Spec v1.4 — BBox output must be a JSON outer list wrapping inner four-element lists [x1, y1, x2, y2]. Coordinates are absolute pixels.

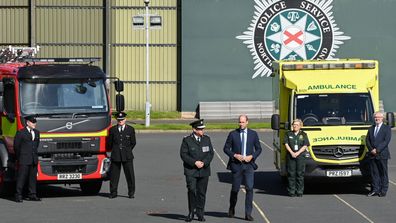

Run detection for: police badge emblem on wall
[[237, 0, 351, 78]]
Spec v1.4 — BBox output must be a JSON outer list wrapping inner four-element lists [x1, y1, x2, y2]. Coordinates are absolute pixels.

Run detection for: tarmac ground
[[1, 130, 395, 223]]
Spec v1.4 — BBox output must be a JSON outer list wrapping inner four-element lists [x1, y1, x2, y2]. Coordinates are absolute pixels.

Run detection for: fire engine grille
[[52, 165, 85, 174], [56, 142, 82, 149], [312, 145, 364, 160], [52, 153, 93, 160]]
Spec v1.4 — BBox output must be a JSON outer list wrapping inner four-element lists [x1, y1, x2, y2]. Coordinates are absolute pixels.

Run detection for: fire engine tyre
[[80, 181, 102, 195], [0, 168, 15, 197]]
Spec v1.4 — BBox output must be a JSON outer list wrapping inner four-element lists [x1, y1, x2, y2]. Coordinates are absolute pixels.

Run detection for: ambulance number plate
[[326, 170, 352, 177], [57, 173, 82, 180]]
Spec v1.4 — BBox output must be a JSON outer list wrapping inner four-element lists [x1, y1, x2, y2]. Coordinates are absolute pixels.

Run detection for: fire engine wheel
[[0, 168, 14, 197], [80, 181, 102, 195]]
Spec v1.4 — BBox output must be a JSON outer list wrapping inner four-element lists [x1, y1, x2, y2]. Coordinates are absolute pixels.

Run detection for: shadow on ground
[[217, 171, 370, 196]]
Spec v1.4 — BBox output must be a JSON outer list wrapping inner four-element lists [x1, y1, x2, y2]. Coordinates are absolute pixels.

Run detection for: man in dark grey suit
[[223, 115, 262, 221], [14, 115, 41, 202], [107, 112, 136, 199], [366, 111, 392, 197]]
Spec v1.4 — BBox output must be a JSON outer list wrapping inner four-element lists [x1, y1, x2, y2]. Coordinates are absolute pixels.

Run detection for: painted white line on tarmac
[[213, 148, 271, 223], [389, 180, 396, 186], [333, 195, 374, 223], [259, 140, 274, 151]]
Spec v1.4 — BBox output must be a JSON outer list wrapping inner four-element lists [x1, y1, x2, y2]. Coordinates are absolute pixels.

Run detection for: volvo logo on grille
[[65, 122, 73, 130], [333, 147, 344, 158]]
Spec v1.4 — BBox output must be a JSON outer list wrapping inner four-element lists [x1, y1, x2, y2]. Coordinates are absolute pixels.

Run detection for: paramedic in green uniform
[[284, 119, 310, 197]]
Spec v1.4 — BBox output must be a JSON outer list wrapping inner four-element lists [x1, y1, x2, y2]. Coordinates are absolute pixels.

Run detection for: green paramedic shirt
[[284, 131, 310, 152]]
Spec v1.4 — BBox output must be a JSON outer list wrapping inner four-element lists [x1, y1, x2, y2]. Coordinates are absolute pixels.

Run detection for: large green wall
[[181, 0, 396, 112]]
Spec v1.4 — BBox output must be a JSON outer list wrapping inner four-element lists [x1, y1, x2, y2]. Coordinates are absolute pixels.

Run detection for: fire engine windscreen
[[295, 93, 374, 126], [19, 78, 108, 115]]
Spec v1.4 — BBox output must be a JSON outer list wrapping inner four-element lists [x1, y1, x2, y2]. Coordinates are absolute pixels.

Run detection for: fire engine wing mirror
[[0, 82, 3, 113], [116, 94, 125, 112], [114, 80, 124, 92], [271, 114, 280, 130], [386, 112, 395, 128]]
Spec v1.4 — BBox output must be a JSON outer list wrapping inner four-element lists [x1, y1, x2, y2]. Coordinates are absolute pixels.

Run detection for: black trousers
[[110, 160, 135, 196], [185, 175, 209, 215], [16, 164, 38, 197]]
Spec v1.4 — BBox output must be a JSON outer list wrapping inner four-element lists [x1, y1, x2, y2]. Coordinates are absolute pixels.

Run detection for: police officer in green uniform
[[180, 119, 214, 222], [284, 119, 310, 197]]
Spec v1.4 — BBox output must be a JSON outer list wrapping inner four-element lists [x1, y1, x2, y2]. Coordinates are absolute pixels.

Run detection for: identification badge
[[294, 145, 298, 151], [202, 146, 209, 152]]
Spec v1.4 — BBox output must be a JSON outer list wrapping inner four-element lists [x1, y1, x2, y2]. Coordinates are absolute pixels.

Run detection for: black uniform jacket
[[14, 127, 40, 165], [366, 124, 391, 160], [107, 125, 136, 162], [180, 134, 214, 177]]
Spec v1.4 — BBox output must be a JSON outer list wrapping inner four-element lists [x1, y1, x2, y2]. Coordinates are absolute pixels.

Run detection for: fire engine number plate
[[326, 170, 352, 177], [57, 173, 82, 180]]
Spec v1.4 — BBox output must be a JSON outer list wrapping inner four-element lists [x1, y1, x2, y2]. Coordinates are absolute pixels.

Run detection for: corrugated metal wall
[[0, 0, 178, 111], [111, 0, 178, 111]]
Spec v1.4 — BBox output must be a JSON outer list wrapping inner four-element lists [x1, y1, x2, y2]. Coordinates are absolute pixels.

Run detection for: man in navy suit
[[366, 111, 392, 197], [223, 115, 262, 221]]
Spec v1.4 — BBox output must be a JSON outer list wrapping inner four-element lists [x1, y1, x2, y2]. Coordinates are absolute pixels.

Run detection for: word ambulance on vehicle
[[0, 46, 124, 194], [271, 59, 394, 180]]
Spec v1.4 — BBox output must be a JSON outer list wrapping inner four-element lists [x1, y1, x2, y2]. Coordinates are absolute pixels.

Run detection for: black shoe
[[228, 207, 235, 218], [297, 194, 303, 197], [109, 194, 117, 199], [197, 215, 206, 222], [128, 194, 135, 199], [15, 196, 23, 203], [367, 191, 379, 197], [379, 192, 387, 197], [185, 212, 194, 222], [289, 193, 296, 197], [245, 215, 254, 221], [27, 196, 42, 201]]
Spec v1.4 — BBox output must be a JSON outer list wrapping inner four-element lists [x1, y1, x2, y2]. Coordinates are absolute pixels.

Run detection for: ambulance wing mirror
[[0, 81, 3, 113], [386, 112, 394, 128], [271, 114, 280, 130]]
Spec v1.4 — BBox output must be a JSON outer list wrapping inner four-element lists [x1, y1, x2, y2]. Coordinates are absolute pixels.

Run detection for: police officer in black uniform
[[284, 119, 310, 197], [107, 112, 136, 199], [180, 119, 214, 222], [14, 115, 41, 202]]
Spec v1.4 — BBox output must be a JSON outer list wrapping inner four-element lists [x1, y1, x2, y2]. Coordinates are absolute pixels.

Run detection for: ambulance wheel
[[80, 181, 102, 195], [281, 176, 287, 185]]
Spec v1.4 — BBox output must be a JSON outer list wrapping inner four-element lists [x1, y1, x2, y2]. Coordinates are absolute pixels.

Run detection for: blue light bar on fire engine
[[24, 58, 101, 63]]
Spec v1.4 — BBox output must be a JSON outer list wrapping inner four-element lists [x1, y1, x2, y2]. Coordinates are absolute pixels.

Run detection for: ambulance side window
[[3, 78, 15, 122]]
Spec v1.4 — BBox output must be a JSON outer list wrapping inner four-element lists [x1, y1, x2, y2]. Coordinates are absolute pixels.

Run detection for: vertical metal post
[[145, 1, 151, 127], [104, 0, 111, 77], [29, 0, 36, 47]]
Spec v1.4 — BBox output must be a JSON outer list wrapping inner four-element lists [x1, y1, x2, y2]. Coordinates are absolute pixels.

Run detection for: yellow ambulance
[[271, 59, 394, 180]]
